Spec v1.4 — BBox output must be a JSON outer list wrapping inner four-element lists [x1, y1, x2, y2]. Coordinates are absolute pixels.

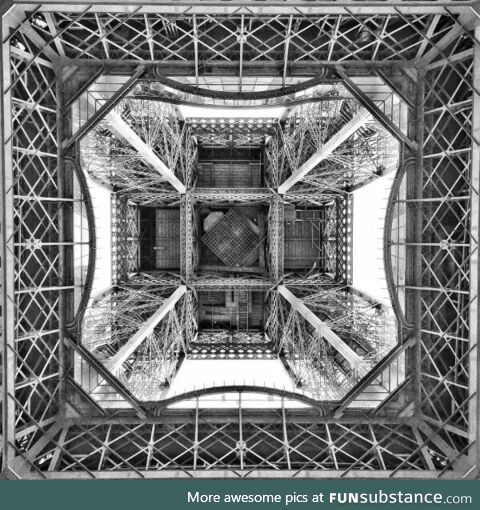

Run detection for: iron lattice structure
[[0, 1, 479, 479]]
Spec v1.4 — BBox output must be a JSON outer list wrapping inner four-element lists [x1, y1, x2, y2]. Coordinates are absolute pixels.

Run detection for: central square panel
[[201, 207, 261, 267]]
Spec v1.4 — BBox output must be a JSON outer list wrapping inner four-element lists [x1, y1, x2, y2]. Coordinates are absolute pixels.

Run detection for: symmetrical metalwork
[[189, 118, 276, 148], [1, 1, 478, 480]]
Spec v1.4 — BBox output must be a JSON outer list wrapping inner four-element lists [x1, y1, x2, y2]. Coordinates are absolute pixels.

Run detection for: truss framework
[[0, 2, 478, 479]]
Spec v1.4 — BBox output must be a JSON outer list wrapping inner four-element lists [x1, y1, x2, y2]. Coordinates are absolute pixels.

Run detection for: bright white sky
[[166, 359, 307, 409], [86, 174, 112, 297], [178, 105, 286, 119], [352, 172, 395, 307], [84, 101, 397, 407]]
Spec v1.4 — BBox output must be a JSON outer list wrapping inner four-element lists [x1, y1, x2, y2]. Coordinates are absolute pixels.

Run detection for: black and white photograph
[[0, 0, 479, 491]]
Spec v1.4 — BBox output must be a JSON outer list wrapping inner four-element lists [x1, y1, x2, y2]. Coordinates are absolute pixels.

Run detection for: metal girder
[[278, 286, 370, 377], [10, 2, 477, 16], [22, 469, 458, 480], [278, 109, 371, 194], [63, 66, 145, 148], [191, 277, 273, 292], [11, 9, 58, 61], [1, 20, 16, 470], [333, 338, 415, 418], [8, 420, 64, 477], [415, 10, 476, 473], [77, 78, 189, 194], [419, 10, 479, 64], [190, 188, 272, 202], [415, 420, 464, 466], [111, 197, 140, 282], [3, 8, 463, 78], [104, 110, 186, 193], [140, 74, 338, 102], [469, 25, 480, 474], [14, 418, 440, 477], [104, 286, 187, 373], [155, 385, 323, 411], [335, 65, 417, 152], [67, 338, 147, 419]]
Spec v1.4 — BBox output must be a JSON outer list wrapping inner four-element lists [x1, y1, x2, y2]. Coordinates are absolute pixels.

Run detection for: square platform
[[201, 209, 258, 266]]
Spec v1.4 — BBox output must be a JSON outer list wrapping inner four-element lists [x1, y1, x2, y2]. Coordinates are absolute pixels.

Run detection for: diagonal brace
[[278, 286, 369, 377], [278, 108, 371, 193], [335, 65, 417, 152], [63, 66, 145, 148], [105, 109, 186, 193], [71, 76, 186, 193], [105, 285, 187, 373]]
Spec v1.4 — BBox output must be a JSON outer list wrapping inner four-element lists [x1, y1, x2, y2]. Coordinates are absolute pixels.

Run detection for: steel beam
[[14, 2, 477, 16], [20, 469, 457, 480], [154, 385, 323, 410], [8, 421, 64, 477], [419, 10, 478, 64], [64, 66, 145, 148], [415, 420, 462, 465], [412, 70, 425, 414], [278, 109, 371, 193], [83, 82, 186, 194], [105, 110, 186, 193], [191, 188, 272, 202], [191, 277, 272, 291], [1, 24, 16, 471], [335, 65, 417, 152], [469, 26, 480, 474], [334, 338, 415, 418], [105, 286, 187, 373], [278, 286, 369, 377], [66, 339, 147, 419]]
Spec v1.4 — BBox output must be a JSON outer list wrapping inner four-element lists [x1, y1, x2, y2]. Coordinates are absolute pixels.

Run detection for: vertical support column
[[180, 194, 186, 280], [0, 21, 16, 472], [56, 68, 67, 413], [469, 28, 480, 471], [111, 194, 122, 284], [345, 195, 353, 284], [281, 398, 291, 470], [412, 68, 425, 414], [193, 397, 199, 470], [238, 393, 244, 471], [269, 195, 284, 282], [335, 195, 353, 283], [111, 196, 139, 283], [183, 290, 196, 351], [180, 193, 194, 281]]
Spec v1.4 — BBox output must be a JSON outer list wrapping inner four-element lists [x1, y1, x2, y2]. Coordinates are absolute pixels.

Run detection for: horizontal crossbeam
[[23, 4, 474, 16]]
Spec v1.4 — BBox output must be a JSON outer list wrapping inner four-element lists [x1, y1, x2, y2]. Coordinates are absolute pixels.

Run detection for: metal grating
[[201, 209, 259, 266]]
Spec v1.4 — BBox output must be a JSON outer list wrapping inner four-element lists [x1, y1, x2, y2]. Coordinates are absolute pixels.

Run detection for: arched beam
[[152, 385, 322, 410], [132, 92, 351, 109], [146, 74, 331, 101]]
